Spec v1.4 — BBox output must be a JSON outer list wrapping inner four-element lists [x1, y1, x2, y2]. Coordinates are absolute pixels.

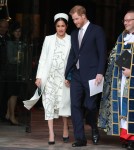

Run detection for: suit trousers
[[70, 69, 98, 141]]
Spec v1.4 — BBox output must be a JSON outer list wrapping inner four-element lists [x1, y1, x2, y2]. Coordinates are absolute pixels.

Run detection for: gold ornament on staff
[[0, 0, 11, 21]]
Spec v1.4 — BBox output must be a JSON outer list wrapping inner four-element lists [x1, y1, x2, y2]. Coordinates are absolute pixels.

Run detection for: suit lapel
[[75, 29, 79, 49], [80, 23, 93, 49], [73, 24, 93, 54]]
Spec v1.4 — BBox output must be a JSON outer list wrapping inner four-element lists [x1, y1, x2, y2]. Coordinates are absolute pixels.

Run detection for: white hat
[[54, 13, 69, 22]]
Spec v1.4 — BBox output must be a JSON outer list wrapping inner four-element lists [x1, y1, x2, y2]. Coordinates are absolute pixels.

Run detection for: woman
[[5, 21, 24, 125], [35, 13, 71, 144]]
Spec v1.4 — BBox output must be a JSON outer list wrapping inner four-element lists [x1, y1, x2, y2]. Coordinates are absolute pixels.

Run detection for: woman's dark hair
[[9, 21, 22, 41], [10, 21, 21, 33], [54, 18, 68, 26]]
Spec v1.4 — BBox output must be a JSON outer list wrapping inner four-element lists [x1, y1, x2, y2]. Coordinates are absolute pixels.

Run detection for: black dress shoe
[[72, 140, 87, 147], [122, 143, 128, 148], [127, 142, 134, 150], [63, 136, 69, 143], [48, 141, 55, 145], [92, 128, 100, 145]]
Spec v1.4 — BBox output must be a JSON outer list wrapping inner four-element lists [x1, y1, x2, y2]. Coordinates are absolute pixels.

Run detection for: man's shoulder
[[71, 29, 78, 36], [117, 32, 124, 42], [90, 23, 103, 30]]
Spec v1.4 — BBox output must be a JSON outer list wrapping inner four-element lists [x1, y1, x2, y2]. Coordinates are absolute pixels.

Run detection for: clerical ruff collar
[[124, 33, 134, 45]]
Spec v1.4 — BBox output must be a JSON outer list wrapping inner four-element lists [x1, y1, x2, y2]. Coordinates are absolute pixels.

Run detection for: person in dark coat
[[65, 5, 107, 147]]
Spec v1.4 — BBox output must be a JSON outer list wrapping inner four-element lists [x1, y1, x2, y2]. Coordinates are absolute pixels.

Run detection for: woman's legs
[[48, 119, 55, 142], [47, 117, 69, 143], [5, 96, 18, 124], [62, 117, 69, 137]]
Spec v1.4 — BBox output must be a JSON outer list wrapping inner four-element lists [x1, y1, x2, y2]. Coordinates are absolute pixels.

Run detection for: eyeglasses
[[122, 19, 134, 23]]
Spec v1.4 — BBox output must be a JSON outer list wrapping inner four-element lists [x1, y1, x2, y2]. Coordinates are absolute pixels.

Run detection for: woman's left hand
[[65, 80, 70, 87], [122, 67, 131, 77]]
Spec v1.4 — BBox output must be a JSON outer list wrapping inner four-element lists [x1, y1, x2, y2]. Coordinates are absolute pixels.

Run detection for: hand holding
[[65, 80, 70, 87], [95, 74, 103, 86], [35, 78, 41, 87], [122, 67, 131, 77]]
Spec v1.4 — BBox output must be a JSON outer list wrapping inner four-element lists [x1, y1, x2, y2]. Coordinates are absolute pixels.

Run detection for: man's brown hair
[[69, 5, 86, 16]]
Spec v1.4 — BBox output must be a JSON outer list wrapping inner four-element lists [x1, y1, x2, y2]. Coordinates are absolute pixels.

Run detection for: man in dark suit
[[65, 5, 107, 147]]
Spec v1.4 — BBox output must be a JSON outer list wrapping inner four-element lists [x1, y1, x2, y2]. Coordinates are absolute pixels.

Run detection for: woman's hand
[[122, 67, 131, 77], [35, 78, 41, 87], [65, 80, 70, 87]]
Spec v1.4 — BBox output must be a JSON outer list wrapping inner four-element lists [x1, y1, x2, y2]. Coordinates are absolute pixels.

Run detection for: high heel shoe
[[63, 136, 69, 143], [48, 133, 55, 145], [121, 142, 128, 148], [63, 126, 69, 143], [9, 119, 20, 126], [48, 141, 55, 145]]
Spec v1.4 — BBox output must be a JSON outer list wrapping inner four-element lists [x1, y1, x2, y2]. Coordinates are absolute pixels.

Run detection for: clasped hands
[[65, 80, 70, 87]]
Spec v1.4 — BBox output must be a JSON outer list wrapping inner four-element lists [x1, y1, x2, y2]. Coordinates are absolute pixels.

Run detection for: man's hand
[[65, 80, 70, 87], [122, 67, 131, 77], [95, 74, 103, 86]]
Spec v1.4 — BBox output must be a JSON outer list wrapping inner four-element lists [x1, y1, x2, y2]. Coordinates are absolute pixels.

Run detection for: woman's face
[[0, 20, 9, 36], [55, 20, 67, 38], [13, 28, 21, 40]]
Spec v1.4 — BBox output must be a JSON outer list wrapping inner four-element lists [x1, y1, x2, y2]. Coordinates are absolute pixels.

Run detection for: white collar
[[124, 33, 134, 45], [81, 20, 90, 31]]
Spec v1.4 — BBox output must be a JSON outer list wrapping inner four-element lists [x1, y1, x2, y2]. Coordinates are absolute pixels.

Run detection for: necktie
[[76, 28, 84, 69], [78, 28, 83, 47]]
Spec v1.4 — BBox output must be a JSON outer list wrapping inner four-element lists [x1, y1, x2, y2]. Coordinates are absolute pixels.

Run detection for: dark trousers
[[85, 93, 102, 127], [0, 82, 8, 118], [70, 69, 98, 141]]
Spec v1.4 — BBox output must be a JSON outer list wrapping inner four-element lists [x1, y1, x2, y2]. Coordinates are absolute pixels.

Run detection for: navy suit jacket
[[65, 23, 107, 81]]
